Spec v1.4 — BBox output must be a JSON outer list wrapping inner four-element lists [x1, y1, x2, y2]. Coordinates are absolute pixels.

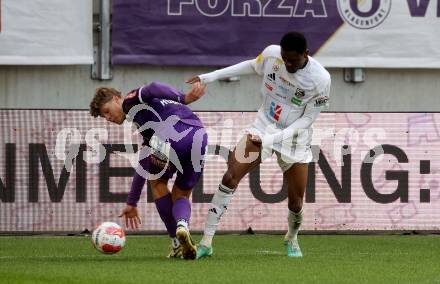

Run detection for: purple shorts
[[140, 123, 207, 190]]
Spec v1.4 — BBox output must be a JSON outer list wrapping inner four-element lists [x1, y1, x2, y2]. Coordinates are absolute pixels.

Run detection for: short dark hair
[[89, 87, 121, 117], [280, 32, 307, 54]]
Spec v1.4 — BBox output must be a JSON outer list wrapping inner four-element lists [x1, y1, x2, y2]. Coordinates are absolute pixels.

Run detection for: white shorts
[[247, 115, 313, 172]]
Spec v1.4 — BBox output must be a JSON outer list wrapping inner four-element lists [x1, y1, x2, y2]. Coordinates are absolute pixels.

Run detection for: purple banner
[[112, 0, 343, 66]]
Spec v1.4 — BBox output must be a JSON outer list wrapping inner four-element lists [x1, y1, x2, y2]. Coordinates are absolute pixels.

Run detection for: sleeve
[[251, 45, 278, 76], [139, 81, 186, 104], [263, 80, 331, 145], [126, 170, 146, 207], [198, 59, 256, 83], [126, 156, 150, 206], [198, 45, 278, 83]]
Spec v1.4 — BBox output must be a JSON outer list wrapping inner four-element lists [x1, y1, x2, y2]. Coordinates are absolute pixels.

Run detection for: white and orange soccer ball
[[92, 222, 126, 254]]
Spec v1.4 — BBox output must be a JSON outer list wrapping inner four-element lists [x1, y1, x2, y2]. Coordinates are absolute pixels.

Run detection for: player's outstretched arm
[[139, 81, 186, 104], [187, 59, 257, 84]]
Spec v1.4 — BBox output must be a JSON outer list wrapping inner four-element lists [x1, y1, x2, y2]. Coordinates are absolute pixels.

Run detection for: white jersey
[[199, 45, 331, 166], [252, 45, 330, 132]]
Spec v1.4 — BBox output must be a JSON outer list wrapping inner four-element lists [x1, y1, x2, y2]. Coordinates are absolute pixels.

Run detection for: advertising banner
[[0, 0, 93, 65], [1, 110, 439, 232], [112, 0, 440, 68]]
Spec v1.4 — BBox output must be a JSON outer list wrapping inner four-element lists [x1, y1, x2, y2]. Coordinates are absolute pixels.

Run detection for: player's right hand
[[186, 76, 201, 84], [118, 205, 142, 230]]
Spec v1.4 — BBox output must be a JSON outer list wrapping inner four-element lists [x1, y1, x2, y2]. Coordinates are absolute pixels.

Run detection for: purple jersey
[[122, 81, 208, 206], [122, 82, 203, 136]]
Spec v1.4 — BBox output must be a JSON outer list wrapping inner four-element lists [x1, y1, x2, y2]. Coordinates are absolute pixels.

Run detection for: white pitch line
[[0, 255, 113, 260]]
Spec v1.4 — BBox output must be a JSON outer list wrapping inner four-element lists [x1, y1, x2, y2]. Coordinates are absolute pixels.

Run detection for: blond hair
[[89, 87, 121, 117]]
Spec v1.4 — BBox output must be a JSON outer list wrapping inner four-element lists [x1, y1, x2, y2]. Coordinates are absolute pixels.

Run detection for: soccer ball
[[92, 222, 126, 254]]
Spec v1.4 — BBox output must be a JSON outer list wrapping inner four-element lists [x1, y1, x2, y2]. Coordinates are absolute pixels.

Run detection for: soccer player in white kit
[[187, 32, 331, 258]]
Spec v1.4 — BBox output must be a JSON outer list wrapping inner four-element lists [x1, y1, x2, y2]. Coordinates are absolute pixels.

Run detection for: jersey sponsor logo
[[269, 101, 282, 121], [337, 0, 391, 30], [291, 97, 302, 106], [295, 88, 305, 98], [267, 73, 276, 81], [265, 82, 273, 91], [314, 96, 329, 107], [160, 99, 180, 106], [278, 84, 292, 95], [274, 93, 287, 100], [279, 76, 295, 88]]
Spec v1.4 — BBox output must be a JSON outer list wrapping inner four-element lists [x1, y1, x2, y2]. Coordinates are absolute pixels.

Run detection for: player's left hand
[[118, 205, 142, 230], [184, 82, 207, 104]]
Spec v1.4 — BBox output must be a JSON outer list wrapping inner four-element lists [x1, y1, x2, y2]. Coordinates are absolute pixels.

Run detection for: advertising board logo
[[337, 0, 392, 29]]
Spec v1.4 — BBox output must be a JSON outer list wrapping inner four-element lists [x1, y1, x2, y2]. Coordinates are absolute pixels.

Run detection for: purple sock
[[155, 194, 177, 238], [172, 197, 191, 226]]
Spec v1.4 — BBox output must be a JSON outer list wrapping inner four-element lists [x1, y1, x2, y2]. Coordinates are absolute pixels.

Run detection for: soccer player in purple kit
[[89, 81, 207, 260]]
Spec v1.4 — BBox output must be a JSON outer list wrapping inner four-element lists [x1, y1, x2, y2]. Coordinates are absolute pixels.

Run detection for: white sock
[[287, 208, 304, 240], [177, 219, 189, 230], [171, 237, 180, 248], [200, 183, 235, 247]]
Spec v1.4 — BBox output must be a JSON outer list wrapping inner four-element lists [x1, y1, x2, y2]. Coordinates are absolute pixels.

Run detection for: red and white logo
[[270, 101, 282, 121], [265, 82, 273, 91]]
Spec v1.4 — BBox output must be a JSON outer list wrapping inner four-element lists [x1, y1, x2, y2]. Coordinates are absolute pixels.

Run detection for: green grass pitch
[[1, 235, 439, 283]]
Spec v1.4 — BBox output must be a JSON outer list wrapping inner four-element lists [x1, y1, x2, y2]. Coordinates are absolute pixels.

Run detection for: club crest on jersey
[[295, 88, 305, 98], [269, 101, 282, 121], [267, 73, 276, 82], [272, 64, 280, 72]]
